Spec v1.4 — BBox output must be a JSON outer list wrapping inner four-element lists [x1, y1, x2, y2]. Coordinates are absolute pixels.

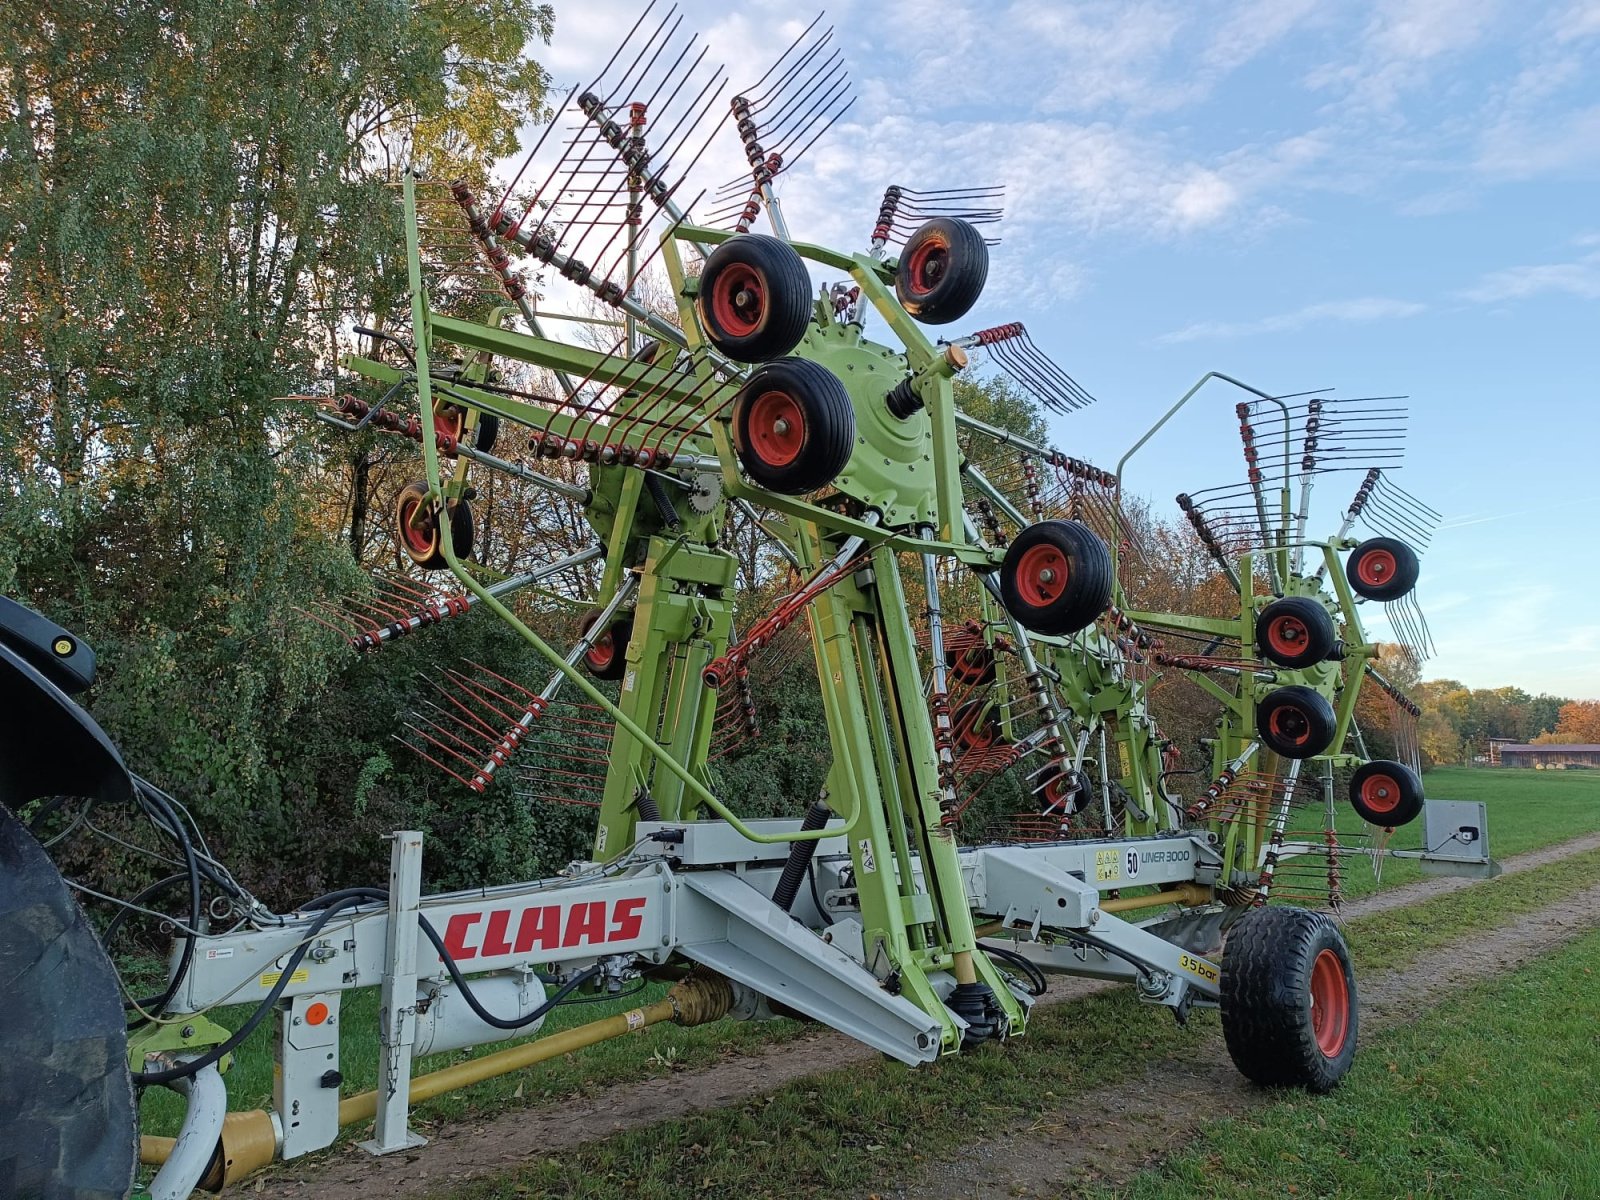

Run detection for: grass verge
[[437, 847, 1600, 1197], [1095, 927, 1600, 1200]]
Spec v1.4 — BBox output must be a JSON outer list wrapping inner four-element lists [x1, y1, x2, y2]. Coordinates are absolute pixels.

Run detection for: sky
[[501, 0, 1600, 700]]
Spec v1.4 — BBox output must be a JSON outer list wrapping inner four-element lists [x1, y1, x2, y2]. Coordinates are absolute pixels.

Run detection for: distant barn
[[1499, 744, 1600, 769]]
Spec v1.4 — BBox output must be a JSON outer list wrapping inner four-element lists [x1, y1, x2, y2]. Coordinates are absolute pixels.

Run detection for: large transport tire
[[1222, 905, 1357, 1092], [1348, 759, 1425, 827], [894, 217, 988, 325], [393, 480, 474, 570], [1345, 537, 1419, 602], [0, 803, 138, 1200], [696, 235, 813, 362], [1255, 596, 1337, 668], [998, 520, 1113, 636], [731, 358, 855, 494], [579, 608, 633, 682], [1255, 684, 1337, 759]]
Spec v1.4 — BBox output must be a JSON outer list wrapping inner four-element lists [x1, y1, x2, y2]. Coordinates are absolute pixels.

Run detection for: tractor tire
[[1256, 685, 1337, 759], [579, 608, 633, 681], [394, 480, 474, 570], [1349, 759, 1425, 827], [1345, 537, 1419, 602], [894, 217, 988, 325], [696, 235, 813, 362], [1221, 905, 1357, 1092], [1255, 596, 1337, 668], [0, 803, 137, 1199], [998, 520, 1113, 636], [731, 358, 855, 494]]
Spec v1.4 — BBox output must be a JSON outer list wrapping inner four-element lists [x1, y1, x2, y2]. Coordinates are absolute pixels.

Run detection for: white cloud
[[1458, 252, 1600, 303], [1156, 297, 1427, 343]]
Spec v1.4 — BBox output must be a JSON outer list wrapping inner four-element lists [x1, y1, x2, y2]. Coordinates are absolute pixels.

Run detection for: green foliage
[[1, 1, 554, 902]]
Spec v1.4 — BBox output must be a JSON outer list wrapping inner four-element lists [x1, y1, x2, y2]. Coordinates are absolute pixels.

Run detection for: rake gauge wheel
[[1255, 685, 1337, 759], [394, 480, 474, 570], [998, 520, 1113, 636], [1221, 905, 1357, 1092], [732, 358, 855, 494], [894, 217, 989, 325], [1345, 537, 1419, 602], [579, 608, 634, 681], [951, 699, 1003, 755], [697, 235, 814, 362], [1255, 596, 1337, 668], [1348, 759, 1424, 827]]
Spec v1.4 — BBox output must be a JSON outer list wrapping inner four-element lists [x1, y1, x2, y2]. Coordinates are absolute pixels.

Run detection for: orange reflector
[[305, 1002, 329, 1026]]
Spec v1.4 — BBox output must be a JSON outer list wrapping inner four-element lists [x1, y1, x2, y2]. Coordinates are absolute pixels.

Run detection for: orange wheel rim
[[586, 630, 614, 671], [711, 263, 766, 337], [1266, 614, 1309, 658], [1015, 544, 1069, 608], [1268, 704, 1311, 746], [905, 234, 950, 296], [1310, 948, 1350, 1057], [747, 390, 804, 467], [1359, 773, 1400, 815], [398, 498, 437, 556], [1356, 548, 1396, 588]]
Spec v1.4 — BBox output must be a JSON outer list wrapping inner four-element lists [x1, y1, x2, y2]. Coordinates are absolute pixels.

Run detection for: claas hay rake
[[0, 10, 1491, 1198]]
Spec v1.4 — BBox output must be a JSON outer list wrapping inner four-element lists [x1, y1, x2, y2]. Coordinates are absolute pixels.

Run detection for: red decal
[[443, 912, 481, 961], [563, 901, 607, 947], [610, 897, 647, 942], [514, 904, 563, 953], [481, 909, 514, 957]]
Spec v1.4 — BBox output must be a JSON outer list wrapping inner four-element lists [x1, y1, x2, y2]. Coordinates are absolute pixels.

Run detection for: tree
[[1534, 700, 1600, 745]]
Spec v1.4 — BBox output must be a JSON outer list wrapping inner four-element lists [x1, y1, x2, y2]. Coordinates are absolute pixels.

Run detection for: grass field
[[1094, 926, 1600, 1200], [439, 841, 1600, 1199], [138, 766, 1598, 1143]]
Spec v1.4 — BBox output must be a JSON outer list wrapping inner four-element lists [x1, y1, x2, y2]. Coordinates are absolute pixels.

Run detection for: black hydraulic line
[[126, 779, 201, 1016], [771, 799, 831, 913], [978, 940, 1049, 997]]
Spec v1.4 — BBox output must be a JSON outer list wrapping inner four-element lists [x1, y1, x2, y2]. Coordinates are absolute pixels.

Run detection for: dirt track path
[[273, 831, 1600, 1200]]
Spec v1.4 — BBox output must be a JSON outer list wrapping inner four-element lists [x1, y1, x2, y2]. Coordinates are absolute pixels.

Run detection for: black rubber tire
[[0, 803, 138, 1200], [579, 608, 633, 681], [474, 412, 500, 457], [998, 520, 1113, 636], [393, 480, 474, 570], [732, 357, 855, 494], [1255, 596, 1337, 668], [696, 235, 813, 362], [1221, 905, 1358, 1092], [895, 217, 988, 325], [1036, 763, 1093, 816], [1348, 759, 1425, 827], [1256, 685, 1337, 759], [1345, 537, 1419, 601]]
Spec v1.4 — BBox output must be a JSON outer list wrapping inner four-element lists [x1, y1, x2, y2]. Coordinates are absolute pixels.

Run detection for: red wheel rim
[[1309, 948, 1351, 1057], [710, 262, 767, 337], [1268, 704, 1312, 746], [1015, 544, 1069, 608], [1266, 614, 1308, 658], [905, 235, 950, 297], [1359, 772, 1400, 815], [953, 708, 991, 752], [747, 390, 805, 467], [1355, 548, 1396, 588], [398, 497, 438, 556], [586, 630, 614, 671], [950, 646, 993, 685]]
